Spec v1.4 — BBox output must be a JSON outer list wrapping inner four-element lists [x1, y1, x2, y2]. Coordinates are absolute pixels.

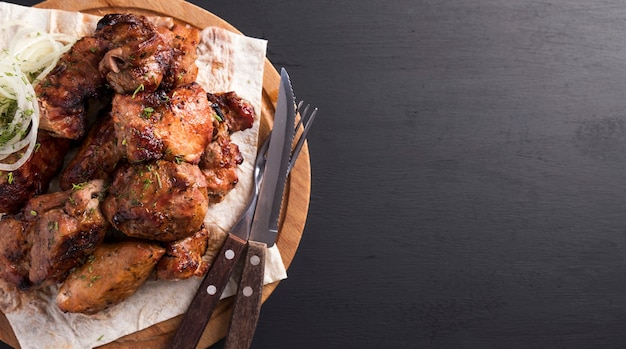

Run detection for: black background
[[6, 0, 626, 348]]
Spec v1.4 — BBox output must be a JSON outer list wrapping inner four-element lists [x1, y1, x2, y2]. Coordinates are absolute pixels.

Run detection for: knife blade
[[167, 69, 294, 349], [250, 67, 296, 248], [222, 68, 296, 349]]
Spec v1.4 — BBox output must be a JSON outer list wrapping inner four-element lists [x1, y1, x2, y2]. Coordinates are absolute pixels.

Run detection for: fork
[[288, 101, 318, 172], [221, 101, 317, 349]]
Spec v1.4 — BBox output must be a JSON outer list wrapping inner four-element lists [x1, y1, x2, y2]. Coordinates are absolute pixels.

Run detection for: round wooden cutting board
[[0, 0, 311, 348]]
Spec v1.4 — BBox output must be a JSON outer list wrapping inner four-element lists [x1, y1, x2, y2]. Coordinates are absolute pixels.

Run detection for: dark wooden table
[[6, 0, 626, 348]]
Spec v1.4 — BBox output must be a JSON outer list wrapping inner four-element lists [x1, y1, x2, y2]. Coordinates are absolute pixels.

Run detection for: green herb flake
[[142, 107, 154, 119], [47, 221, 58, 232], [132, 84, 145, 99], [72, 182, 86, 191], [155, 171, 162, 189]]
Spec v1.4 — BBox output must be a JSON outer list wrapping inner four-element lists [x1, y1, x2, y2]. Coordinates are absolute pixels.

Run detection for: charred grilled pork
[[0, 216, 32, 290], [56, 240, 165, 314], [59, 114, 121, 190], [199, 92, 255, 202], [27, 180, 109, 286], [36, 13, 203, 140], [156, 225, 209, 280], [111, 82, 214, 164], [200, 122, 244, 203], [0, 131, 70, 214], [160, 24, 200, 90], [35, 36, 110, 139], [97, 13, 172, 95], [102, 160, 208, 242], [207, 91, 255, 132]]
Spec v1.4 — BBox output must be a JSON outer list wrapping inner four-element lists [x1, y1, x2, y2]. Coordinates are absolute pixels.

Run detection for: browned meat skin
[[22, 191, 66, 220], [102, 160, 208, 242], [35, 36, 110, 139], [156, 225, 209, 280], [0, 131, 70, 214], [56, 240, 165, 314], [160, 24, 200, 91], [112, 82, 214, 164], [200, 122, 244, 203], [0, 216, 32, 289], [97, 14, 172, 95], [28, 180, 109, 286], [199, 92, 255, 202], [34, 13, 202, 140], [206, 91, 255, 132], [59, 114, 121, 190]]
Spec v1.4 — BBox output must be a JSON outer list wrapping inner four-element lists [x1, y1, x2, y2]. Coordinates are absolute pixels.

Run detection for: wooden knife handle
[[223, 240, 267, 349], [168, 234, 248, 349]]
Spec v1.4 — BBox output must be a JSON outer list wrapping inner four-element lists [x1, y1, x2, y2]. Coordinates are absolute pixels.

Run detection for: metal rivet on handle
[[250, 255, 261, 266], [225, 249, 235, 260], [243, 286, 253, 297], [207, 285, 217, 295]]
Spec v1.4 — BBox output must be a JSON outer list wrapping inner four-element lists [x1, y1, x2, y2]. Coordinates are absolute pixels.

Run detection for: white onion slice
[[0, 23, 76, 172]]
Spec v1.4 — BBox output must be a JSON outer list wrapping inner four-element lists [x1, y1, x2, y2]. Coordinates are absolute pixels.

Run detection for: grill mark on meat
[[0, 131, 70, 214], [111, 83, 214, 164], [36, 36, 110, 139], [102, 160, 208, 242], [56, 240, 165, 314], [156, 225, 209, 280], [27, 180, 109, 287], [0, 216, 33, 290], [59, 113, 121, 190]]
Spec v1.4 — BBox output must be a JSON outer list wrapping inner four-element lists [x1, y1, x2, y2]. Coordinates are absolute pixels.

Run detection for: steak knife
[[222, 68, 296, 349], [168, 68, 294, 349]]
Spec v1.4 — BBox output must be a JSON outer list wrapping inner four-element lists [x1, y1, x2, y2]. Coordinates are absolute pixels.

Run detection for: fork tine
[[288, 103, 317, 172], [259, 101, 317, 174], [294, 101, 308, 132]]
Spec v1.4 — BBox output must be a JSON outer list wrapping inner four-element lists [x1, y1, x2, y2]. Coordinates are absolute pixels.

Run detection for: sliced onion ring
[[0, 23, 75, 172]]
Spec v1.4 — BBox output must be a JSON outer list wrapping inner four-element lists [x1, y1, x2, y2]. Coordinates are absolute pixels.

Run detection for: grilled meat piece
[[28, 180, 108, 286], [207, 91, 255, 133], [160, 24, 200, 91], [199, 92, 255, 202], [36, 36, 110, 139], [200, 122, 244, 203], [102, 160, 208, 242], [35, 13, 204, 139], [156, 225, 209, 280], [56, 240, 165, 314], [0, 216, 32, 290], [22, 191, 66, 219], [97, 13, 172, 95], [0, 131, 70, 214], [112, 82, 214, 164], [59, 114, 121, 190]]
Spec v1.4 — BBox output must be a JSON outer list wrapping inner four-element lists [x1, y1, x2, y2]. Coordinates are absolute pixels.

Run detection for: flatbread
[[0, 2, 286, 348]]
